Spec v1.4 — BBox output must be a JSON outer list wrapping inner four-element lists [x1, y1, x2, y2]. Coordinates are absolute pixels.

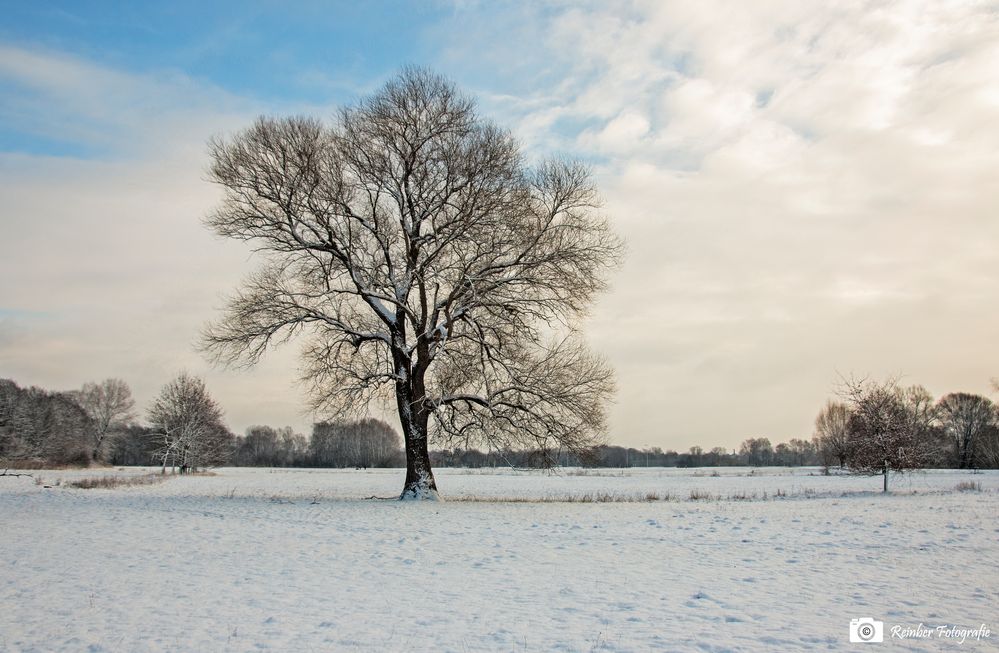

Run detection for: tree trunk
[[401, 428, 438, 500], [959, 435, 972, 469], [883, 461, 889, 493], [395, 380, 439, 500]]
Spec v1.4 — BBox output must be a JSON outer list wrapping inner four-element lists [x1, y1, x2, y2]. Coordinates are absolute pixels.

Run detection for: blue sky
[[0, 1, 440, 94], [2, 1, 998, 448], [0, 1, 457, 156]]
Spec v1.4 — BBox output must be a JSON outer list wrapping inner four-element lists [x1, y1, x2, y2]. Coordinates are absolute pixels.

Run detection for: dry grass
[[728, 491, 754, 501], [447, 491, 677, 503], [954, 481, 982, 492], [68, 474, 170, 490], [65, 469, 218, 489], [561, 469, 628, 478], [365, 487, 839, 503]]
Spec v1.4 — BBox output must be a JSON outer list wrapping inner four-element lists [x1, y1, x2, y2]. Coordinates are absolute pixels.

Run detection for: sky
[[1, 0, 998, 451]]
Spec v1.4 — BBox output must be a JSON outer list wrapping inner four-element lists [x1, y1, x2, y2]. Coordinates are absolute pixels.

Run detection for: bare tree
[[72, 378, 136, 462], [937, 393, 995, 468], [843, 378, 931, 492], [148, 373, 233, 473], [738, 437, 773, 466], [978, 425, 999, 469], [309, 418, 401, 468], [1, 379, 93, 467], [202, 68, 621, 499], [813, 400, 851, 469]]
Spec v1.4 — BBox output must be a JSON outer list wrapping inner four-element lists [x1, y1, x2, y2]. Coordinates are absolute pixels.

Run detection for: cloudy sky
[[1, 1, 997, 450]]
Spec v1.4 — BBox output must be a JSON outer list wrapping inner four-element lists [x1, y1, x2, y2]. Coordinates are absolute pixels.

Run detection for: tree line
[[0, 375, 404, 471], [0, 375, 234, 472], [427, 440, 822, 469], [4, 374, 998, 478]]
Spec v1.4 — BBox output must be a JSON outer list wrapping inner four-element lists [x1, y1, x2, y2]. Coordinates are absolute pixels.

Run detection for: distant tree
[[937, 393, 995, 468], [276, 427, 309, 466], [739, 438, 773, 466], [786, 438, 818, 466], [813, 400, 851, 469], [843, 378, 931, 492], [232, 426, 308, 467], [39, 393, 94, 465], [0, 379, 93, 466], [235, 425, 281, 466], [72, 378, 136, 462], [148, 374, 233, 473], [107, 425, 159, 466], [596, 445, 629, 467], [201, 68, 622, 499], [773, 442, 791, 466], [977, 425, 999, 469], [705, 447, 729, 466], [309, 418, 401, 468]]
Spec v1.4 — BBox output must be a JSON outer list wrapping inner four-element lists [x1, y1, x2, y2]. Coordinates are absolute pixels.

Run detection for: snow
[[2, 467, 997, 652]]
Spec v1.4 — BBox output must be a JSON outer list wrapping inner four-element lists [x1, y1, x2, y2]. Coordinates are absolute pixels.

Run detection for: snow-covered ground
[[2, 467, 997, 651]]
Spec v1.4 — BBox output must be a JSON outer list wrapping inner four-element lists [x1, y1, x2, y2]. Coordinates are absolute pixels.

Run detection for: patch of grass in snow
[[954, 481, 982, 492], [561, 469, 628, 478], [65, 469, 218, 490], [727, 491, 754, 501], [68, 473, 170, 489], [448, 491, 677, 503]]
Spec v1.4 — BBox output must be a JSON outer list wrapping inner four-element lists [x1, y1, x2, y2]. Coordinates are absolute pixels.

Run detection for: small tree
[[148, 374, 233, 473], [843, 379, 931, 492], [72, 378, 136, 462], [937, 393, 994, 469], [813, 400, 851, 469]]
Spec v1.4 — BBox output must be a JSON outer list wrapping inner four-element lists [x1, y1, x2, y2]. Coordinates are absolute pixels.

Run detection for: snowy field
[[2, 467, 997, 652]]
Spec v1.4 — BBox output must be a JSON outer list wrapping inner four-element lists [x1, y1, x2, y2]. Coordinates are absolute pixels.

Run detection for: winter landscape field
[[2, 467, 996, 652]]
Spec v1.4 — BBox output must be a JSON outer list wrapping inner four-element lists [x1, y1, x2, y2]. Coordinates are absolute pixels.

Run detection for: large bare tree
[[202, 68, 621, 499]]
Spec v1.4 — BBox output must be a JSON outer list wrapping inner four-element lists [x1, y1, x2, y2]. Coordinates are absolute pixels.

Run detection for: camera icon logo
[[850, 618, 884, 643]]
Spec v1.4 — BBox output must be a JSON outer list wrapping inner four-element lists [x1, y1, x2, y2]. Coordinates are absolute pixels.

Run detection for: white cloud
[[0, 45, 314, 435], [434, 0, 999, 448], [581, 110, 650, 154]]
